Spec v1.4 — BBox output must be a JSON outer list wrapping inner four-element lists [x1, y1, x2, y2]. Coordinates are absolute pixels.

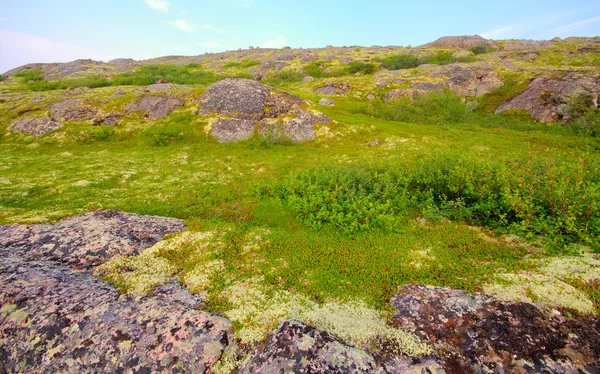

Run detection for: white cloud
[[168, 20, 196, 32], [0, 28, 118, 73], [549, 16, 600, 34], [196, 41, 225, 49], [201, 24, 225, 33], [480, 25, 519, 39], [261, 34, 287, 48], [145, 0, 170, 13]]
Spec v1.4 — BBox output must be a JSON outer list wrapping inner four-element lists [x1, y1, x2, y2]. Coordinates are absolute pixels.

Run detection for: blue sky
[[1, 0, 599, 72]]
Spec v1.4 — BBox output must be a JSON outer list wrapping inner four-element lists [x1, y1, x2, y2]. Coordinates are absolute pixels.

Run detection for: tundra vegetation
[[1, 39, 599, 354]]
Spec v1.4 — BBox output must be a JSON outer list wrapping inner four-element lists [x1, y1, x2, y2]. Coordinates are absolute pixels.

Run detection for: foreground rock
[[496, 73, 600, 122], [0, 210, 186, 269], [392, 284, 600, 373], [7, 116, 63, 137], [200, 78, 329, 143], [0, 258, 232, 373]]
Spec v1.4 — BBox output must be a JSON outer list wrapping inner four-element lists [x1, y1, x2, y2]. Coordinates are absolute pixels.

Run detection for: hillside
[[1, 35, 599, 373]]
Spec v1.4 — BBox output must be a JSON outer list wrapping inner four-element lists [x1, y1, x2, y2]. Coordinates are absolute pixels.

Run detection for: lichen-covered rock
[[50, 99, 99, 121], [430, 63, 504, 97], [130, 96, 184, 120], [239, 319, 382, 373], [259, 60, 289, 72], [314, 82, 351, 95], [276, 53, 295, 61], [144, 83, 183, 92], [0, 257, 232, 373], [319, 98, 335, 106], [496, 74, 600, 123], [391, 284, 600, 373], [96, 112, 122, 126], [199, 78, 326, 143], [7, 116, 63, 137], [0, 210, 186, 269]]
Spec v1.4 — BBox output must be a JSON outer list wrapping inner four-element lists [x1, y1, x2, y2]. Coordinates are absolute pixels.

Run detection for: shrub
[[15, 70, 44, 83], [303, 61, 330, 78], [224, 59, 260, 69], [379, 54, 421, 70], [344, 61, 376, 75], [275, 153, 600, 251], [111, 64, 222, 86], [470, 45, 489, 55]]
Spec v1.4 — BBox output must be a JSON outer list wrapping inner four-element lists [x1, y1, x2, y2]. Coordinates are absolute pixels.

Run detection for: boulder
[[276, 53, 295, 61], [423, 35, 495, 49], [259, 60, 288, 72], [7, 116, 63, 137], [314, 82, 351, 95], [303, 75, 315, 82], [238, 320, 381, 373], [319, 98, 335, 106], [430, 63, 504, 97], [111, 89, 126, 97], [50, 99, 98, 121], [0, 258, 231, 373], [200, 78, 328, 143], [0, 209, 186, 269], [392, 284, 600, 373], [130, 96, 184, 120], [96, 113, 122, 126], [496, 74, 600, 123]]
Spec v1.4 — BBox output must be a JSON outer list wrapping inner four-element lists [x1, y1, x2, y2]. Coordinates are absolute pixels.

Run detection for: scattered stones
[[144, 83, 183, 92], [0, 209, 186, 269], [502, 40, 551, 51], [259, 60, 288, 72], [319, 98, 335, 106], [50, 99, 99, 121], [392, 284, 600, 373], [0, 258, 232, 373], [7, 116, 63, 137], [199, 78, 326, 143], [130, 96, 184, 120], [314, 82, 351, 95], [496, 74, 600, 123]]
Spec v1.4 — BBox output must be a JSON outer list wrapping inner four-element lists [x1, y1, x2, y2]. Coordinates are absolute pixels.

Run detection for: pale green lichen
[[221, 277, 430, 356], [183, 260, 225, 295], [96, 231, 216, 295], [540, 251, 600, 282], [484, 273, 595, 315]]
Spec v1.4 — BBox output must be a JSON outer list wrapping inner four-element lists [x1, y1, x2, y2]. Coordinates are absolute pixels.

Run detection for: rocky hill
[[0, 35, 599, 373]]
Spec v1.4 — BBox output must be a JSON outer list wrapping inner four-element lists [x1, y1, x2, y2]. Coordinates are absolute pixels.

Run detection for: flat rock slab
[[0, 257, 232, 373], [50, 99, 98, 121], [392, 284, 600, 373], [7, 116, 63, 137], [0, 210, 186, 269], [131, 96, 184, 120]]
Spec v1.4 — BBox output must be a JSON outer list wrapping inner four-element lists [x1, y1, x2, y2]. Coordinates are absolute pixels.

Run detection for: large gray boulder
[[7, 116, 63, 137], [0, 209, 186, 269], [200, 78, 328, 143], [496, 74, 600, 122], [50, 99, 98, 121], [129, 96, 184, 120]]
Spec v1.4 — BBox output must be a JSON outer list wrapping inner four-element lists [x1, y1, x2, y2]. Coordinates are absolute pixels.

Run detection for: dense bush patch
[[377, 52, 475, 70], [275, 153, 600, 251]]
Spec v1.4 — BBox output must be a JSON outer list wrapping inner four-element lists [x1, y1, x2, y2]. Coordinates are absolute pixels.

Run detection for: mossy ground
[[1, 40, 600, 350]]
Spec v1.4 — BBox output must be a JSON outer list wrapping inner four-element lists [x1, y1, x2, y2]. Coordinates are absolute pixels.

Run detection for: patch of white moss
[[540, 251, 600, 282], [484, 273, 595, 315]]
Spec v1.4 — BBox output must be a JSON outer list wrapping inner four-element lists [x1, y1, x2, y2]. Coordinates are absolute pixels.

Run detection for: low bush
[[224, 59, 260, 69], [344, 61, 376, 75], [275, 153, 600, 251], [303, 61, 330, 78], [470, 45, 489, 55], [378, 52, 475, 71]]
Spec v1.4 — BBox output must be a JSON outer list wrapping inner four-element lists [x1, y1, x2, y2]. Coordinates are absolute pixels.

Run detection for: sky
[[1, 0, 599, 73]]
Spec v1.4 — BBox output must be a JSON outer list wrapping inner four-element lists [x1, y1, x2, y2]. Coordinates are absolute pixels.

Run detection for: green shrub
[[303, 61, 330, 78], [378, 54, 421, 70], [111, 64, 222, 86], [470, 45, 489, 55], [344, 61, 376, 75], [0, 75, 6, 82], [422, 51, 456, 65], [15, 70, 44, 83], [275, 153, 600, 251], [224, 59, 260, 69]]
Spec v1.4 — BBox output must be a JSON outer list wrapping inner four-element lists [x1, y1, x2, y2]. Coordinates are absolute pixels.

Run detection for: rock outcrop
[[7, 116, 63, 137], [423, 35, 495, 49], [314, 81, 351, 95], [496, 74, 600, 122], [429, 63, 504, 97], [129, 96, 184, 120], [392, 284, 600, 373], [50, 99, 99, 122], [0, 258, 232, 373], [0, 209, 186, 269], [200, 78, 328, 143]]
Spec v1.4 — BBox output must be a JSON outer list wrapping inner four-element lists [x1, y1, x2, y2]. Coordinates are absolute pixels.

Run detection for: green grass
[[377, 51, 476, 70], [223, 59, 261, 69], [1, 41, 600, 325]]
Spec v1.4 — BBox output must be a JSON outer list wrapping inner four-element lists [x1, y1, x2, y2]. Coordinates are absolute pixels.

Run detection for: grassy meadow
[[1, 43, 599, 349]]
